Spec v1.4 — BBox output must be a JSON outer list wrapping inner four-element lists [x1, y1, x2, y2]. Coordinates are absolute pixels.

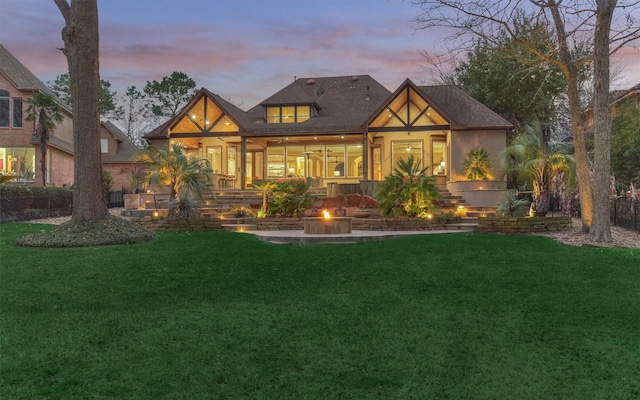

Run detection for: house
[[145, 75, 512, 206], [0, 44, 140, 189], [0, 44, 74, 186]]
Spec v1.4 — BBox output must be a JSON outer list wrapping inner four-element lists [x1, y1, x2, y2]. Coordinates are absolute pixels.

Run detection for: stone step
[[444, 223, 477, 231]]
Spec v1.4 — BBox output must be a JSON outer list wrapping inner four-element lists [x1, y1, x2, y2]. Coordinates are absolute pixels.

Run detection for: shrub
[[495, 190, 530, 218], [462, 147, 493, 180], [375, 155, 439, 217], [268, 180, 312, 217], [168, 191, 199, 218], [0, 185, 33, 215]]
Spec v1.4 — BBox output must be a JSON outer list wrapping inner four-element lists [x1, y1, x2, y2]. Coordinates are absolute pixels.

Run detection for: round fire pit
[[303, 217, 352, 234]]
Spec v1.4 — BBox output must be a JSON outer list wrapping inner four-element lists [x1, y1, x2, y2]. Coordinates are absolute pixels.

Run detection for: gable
[[369, 85, 448, 129], [170, 92, 238, 134]]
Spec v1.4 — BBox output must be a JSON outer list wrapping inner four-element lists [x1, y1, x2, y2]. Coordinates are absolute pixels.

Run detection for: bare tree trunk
[[590, 0, 616, 243], [54, 0, 108, 222], [546, 1, 593, 233]]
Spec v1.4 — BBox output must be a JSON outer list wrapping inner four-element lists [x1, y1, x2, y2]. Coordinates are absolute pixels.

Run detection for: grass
[[1, 223, 639, 399]]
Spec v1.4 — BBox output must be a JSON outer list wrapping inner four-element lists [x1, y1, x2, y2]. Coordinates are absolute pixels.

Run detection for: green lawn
[[1, 223, 639, 399]]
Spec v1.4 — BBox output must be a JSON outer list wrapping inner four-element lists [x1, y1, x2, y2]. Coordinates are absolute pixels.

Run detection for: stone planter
[[124, 194, 141, 210]]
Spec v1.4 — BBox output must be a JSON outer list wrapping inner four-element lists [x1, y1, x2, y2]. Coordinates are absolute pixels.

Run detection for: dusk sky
[[1, 0, 639, 110]]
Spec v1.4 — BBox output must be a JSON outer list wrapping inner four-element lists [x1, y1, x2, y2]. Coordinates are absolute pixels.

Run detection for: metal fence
[[611, 198, 639, 233], [0, 188, 125, 223]]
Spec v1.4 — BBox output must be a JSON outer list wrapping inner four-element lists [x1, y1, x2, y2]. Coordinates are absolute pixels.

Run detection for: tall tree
[[413, 0, 640, 241], [115, 85, 149, 147], [47, 72, 119, 117], [452, 14, 567, 131], [54, 0, 108, 222], [143, 71, 197, 118], [590, 0, 617, 242], [25, 92, 63, 186]]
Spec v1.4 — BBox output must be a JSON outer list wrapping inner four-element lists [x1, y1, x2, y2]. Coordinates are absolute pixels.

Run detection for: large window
[[431, 138, 446, 175], [0, 147, 36, 182], [326, 145, 345, 178], [267, 147, 285, 178], [391, 140, 423, 169], [266, 105, 312, 123], [286, 145, 304, 177], [305, 145, 324, 178], [207, 146, 222, 173], [346, 144, 363, 178], [227, 146, 236, 178]]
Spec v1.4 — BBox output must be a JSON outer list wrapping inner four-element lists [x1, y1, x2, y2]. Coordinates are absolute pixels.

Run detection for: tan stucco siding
[[448, 129, 507, 182]]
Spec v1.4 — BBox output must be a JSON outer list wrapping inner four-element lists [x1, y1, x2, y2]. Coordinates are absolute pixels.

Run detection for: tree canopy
[[143, 71, 197, 118], [48, 72, 119, 117]]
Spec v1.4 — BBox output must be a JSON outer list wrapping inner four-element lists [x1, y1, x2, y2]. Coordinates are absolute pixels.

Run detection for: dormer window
[[266, 105, 311, 123]]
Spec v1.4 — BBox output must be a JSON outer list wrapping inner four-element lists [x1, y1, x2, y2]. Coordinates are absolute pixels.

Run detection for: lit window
[[282, 106, 295, 124], [266, 107, 280, 123], [296, 105, 310, 122]]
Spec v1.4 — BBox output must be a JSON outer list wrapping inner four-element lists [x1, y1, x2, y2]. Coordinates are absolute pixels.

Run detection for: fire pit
[[304, 210, 352, 234]]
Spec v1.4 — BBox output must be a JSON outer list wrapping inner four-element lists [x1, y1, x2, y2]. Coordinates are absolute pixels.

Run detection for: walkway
[[243, 228, 473, 245]]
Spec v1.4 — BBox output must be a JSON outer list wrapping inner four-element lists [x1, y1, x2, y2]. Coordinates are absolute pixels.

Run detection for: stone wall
[[475, 216, 571, 234], [130, 216, 452, 232], [132, 217, 223, 231]]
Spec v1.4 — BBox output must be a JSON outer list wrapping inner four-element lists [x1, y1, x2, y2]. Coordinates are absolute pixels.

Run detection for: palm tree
[[462, 147, 493, 180], [501, 122, 575, 216], [375, 155, 440, 217], [25, 92, 63, 186], [137, 143, 213, 201]]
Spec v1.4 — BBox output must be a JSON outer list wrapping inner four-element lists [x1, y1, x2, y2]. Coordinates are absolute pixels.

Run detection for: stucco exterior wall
[[448, 129, 507, 182]]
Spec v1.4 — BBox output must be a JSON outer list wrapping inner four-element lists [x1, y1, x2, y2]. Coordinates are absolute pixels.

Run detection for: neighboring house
[[145, 75, 512, 204], [0, 44, 74, 186], [584, 83, 640, 125], [0, 44, 140, 189], [100, 121, 143, 191]]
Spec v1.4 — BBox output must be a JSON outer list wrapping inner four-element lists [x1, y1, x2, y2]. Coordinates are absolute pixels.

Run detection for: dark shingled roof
[[416, 84, 512, 130], [246, 75, 391, 135], [0, 44, 70, 111], [102, 121, 141, 163], [145, 75, 512, 138]]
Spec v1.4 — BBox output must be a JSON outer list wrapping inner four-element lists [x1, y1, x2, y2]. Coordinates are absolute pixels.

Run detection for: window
[[281, 106, 295, 124], [305, 145, 324, 178], [101, 138, 109, 153], [12, 98, 22, 128], [266, 107, 280, 123], [431, 138, 446, 175], [266, 105, 312, 123], [267, 147, 285, 178], [0, 90, 9, 128], [0, 147, 36, 182], [207, 146, 222, 173], [227, 146, 236, 178], [346, 144, 363, 178], [297, 105, 310, 122], [285, 146, 304, 177], [392, 140, 423, 169], [326, 145, 345, 178]]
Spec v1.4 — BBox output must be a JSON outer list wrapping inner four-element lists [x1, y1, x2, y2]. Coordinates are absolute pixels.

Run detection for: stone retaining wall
[[131, 216, 451, 232], [475, 216, 571, 234], [132, 217, 223, 231]]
